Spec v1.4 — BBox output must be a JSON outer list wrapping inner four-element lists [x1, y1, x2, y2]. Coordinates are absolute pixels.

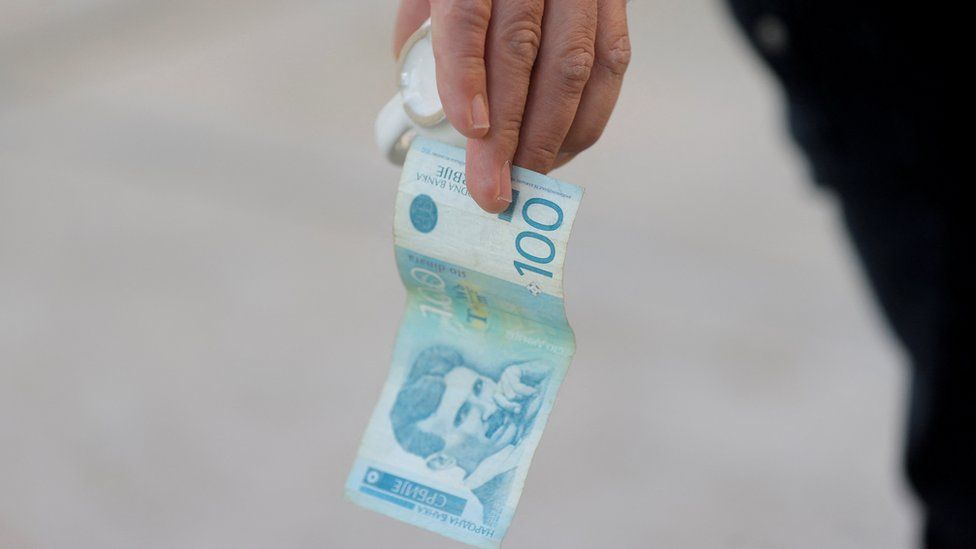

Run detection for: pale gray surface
[[0, 1, 916, 548]]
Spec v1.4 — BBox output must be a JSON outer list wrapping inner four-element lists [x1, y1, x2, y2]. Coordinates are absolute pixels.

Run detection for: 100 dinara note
[[345, 138, 583, 547]]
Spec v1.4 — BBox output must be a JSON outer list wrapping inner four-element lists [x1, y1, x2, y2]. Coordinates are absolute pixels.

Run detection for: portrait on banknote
[[389, 345, 552, 526]]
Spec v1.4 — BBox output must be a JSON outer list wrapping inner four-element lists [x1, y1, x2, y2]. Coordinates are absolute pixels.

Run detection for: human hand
[[492, 365, 538, 414], [393, 0, 631, 213]]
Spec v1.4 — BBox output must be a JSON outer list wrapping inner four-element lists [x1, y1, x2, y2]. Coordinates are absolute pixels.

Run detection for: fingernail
[[496, 161, 513, 204], [471, 94, 490, 131]]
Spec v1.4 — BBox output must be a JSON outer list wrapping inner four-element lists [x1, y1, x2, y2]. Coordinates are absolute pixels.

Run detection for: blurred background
[[0, 1, 917, 547]]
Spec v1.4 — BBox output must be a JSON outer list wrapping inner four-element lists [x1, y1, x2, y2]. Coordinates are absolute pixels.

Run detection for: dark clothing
[[726, 2, 972, 547]]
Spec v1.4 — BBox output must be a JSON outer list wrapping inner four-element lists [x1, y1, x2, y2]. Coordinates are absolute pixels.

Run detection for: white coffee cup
[[375, 19, 467, 165]]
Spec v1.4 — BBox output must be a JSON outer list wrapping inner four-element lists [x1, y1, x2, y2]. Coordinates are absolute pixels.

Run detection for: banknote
[[345, 138, 583, 548]]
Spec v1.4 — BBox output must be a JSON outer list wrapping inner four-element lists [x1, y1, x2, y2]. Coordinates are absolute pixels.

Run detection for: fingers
[[560, 0, 631, 155], [502, 371, 537, 397], [394, 0, 629, 214], [494, 393, 521, 414], [501, 382, 520, 402], [493, 385, 536, 413], [501, 379, 536, 401], [465, 0, 545, 213], [493, 366, 537, 413], [513, 0, 598, 173], [428, 0, 493, 139], [393, 0, 431, 56]]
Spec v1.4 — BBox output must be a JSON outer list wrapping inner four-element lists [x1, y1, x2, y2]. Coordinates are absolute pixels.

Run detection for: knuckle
[[558, 46, 595, 87], [525, 141, 562, 164], [494, 124, 523, 149], [598, 34, 632, 77], [515, 136, 562, 172], [502, 20, 543, 67], [441, 0, 492, 37]]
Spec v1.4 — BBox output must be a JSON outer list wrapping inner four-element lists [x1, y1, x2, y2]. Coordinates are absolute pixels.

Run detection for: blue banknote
[[345, 138, 583, 547]]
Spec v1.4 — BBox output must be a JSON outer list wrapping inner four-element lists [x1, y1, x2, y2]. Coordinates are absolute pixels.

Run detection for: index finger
[[429, 0, 493, 139]]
